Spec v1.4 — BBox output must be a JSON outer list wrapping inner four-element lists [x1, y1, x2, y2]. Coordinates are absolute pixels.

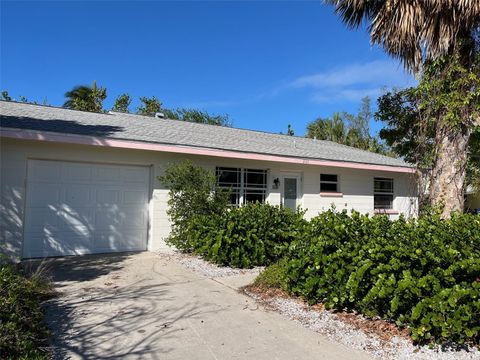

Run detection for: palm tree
[[329, 0, 480, 216], [63, 81, 106, 113], [63, 85, 92, 109], [306, 113, 348, 144]]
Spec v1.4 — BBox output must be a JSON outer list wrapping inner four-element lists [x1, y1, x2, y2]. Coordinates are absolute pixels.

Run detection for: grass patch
[[0, 260, 54, 359]]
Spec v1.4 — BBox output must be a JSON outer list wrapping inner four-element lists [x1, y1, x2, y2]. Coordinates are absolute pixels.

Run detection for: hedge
[[283, 210, 480, 344], [0, 262, 52, 359], [186, 203, 308, 268]]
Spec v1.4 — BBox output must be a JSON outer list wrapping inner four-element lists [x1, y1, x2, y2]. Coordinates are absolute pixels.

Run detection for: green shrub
[[284, 209, 480, 344], [0, 262, 53, 359], [158, 161, 229, 251], [253, 258, 289, 290], [187, 203, 308, 268]]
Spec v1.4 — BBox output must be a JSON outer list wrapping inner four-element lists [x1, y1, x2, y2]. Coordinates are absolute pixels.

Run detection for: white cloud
[[310, 87, 385, 103], [291, 60, 416, 103]]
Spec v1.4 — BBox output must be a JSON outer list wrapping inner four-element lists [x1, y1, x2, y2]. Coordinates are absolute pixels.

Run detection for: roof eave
[[0, 127, 416, 174]]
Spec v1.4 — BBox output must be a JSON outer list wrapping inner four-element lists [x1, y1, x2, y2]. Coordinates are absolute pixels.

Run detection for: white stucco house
[[0, 101, 418, 259]]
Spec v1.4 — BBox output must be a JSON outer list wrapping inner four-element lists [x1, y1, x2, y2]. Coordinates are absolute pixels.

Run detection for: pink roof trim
[[1, 128, 416, 173]]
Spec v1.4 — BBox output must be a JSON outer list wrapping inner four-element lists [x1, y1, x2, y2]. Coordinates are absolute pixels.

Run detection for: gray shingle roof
[[0, 101, 412, 168]]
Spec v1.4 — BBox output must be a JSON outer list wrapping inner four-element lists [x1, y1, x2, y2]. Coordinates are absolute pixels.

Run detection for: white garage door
[[23, 160, 150, 258]]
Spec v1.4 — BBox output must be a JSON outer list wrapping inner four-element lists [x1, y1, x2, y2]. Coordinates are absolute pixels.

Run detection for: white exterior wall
[[0, 138, 418, 259]]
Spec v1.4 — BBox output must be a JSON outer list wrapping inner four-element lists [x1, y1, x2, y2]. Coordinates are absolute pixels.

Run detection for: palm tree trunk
[[429, 122, 471, 217]]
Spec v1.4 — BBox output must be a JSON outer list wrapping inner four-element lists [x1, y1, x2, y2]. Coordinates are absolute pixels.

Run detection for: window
[[216, 167, 267, 206], [320, 174, 338, 193], [374, 178, 394, 210]]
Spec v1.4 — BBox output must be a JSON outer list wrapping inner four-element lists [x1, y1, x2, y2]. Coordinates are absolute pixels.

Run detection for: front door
[[282, 175, 300, 210]]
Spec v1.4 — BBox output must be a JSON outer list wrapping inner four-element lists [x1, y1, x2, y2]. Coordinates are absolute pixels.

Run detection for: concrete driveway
[[43, 252, 370, 360]]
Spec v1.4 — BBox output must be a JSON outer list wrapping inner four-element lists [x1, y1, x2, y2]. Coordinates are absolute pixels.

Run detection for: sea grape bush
[[186, 203, 308, 268], [284, 209, 480, 344]]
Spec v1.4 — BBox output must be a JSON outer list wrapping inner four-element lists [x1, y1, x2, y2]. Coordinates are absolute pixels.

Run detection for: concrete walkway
[[44, 252, 370, 360]]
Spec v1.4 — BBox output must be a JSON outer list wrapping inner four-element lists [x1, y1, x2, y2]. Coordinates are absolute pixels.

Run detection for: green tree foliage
[[158, 161, 229, 251], [306, 97, 391, 155], [63, 81, 107, 113], [136, 96, 162, 116], [1, 91, 12, 101], [111, 93, 132, 113], [306, 112, 347, 143], [0, 91, 44, 105], [163, 108, 231, 126], [376, 88, 423, 164], [287, 124, 294, 136], [377, 56, 480, 195]]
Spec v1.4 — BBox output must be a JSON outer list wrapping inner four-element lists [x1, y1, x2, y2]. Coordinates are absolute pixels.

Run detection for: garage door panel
[[28, 183, 61, 205], [94, 230, 145, 251], [96, 187, 121, 204], [95, 166, 122, 182], [123, 167, 150, 184], [123, 210, 147, 227], [65, 185, 94, 206], [26, 207, 61, 232], [57, 207, 95, 231], [24, 232, 92, 257], [24, 160, 150, 258], [94, 211, 122, 230], [31, 161, 61, 182], [62, 163, 93, 182], [124, 190, 147, 204], [119, 229, 147, 249]]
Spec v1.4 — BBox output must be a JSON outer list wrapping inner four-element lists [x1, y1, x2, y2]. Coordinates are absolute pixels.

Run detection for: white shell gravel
[[157, 251, 264, 278]]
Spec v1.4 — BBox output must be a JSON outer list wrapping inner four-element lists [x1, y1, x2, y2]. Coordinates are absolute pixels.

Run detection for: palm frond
[[329, 0, 480, 72]]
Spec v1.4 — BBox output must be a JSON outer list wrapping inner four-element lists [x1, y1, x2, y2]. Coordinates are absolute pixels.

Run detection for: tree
[[1, 91, 12, 101], [329, 0, 480, 216], [377, 83, 480, 206], [111, 93, 131, 113], [137, 96, 162, 116], [163, 108, 231, 126], [158, 160, 228, 251], [306, 113, 347, 144], [63, 81, 107, 112], [287, 124, 294, 136], [305, 97, 390, 155]]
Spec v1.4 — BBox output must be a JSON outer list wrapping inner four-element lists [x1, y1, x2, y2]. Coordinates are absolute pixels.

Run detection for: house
[[466, 185, 480, 213], [0, 101, 418, 259]]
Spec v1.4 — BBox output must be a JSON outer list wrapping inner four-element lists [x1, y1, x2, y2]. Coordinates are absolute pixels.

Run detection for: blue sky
[[1, 1, 415, 136]]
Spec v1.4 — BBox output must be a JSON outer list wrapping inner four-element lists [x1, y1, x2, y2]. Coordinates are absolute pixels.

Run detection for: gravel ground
[[156, 251, 263, 278], [245, 289, 480, 360]]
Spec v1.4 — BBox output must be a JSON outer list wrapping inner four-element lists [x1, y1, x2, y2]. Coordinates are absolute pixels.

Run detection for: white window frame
[[374, 177, 394, 210], [216, 167, 268, 206], [320, 174, 339, 193]]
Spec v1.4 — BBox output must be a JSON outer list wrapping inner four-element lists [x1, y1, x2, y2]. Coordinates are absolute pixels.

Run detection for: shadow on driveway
[[23, 252, 137, 288], [42, 252, 223, 359]]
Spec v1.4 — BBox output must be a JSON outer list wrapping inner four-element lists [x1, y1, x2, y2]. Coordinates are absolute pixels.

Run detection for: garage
[[23, 160, 150, 258]]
